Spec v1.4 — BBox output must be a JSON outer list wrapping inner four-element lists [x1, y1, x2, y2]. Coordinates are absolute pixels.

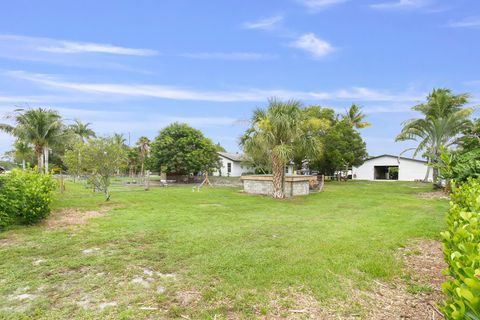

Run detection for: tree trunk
[[271, 153, 284, 199], [432, 167, 440, 189], [35, 146, 43, 173], [423, 164, 431, 182], [141, 160, 145, 177], [22, 159, 25, 170], [43, 146, 49, 173]]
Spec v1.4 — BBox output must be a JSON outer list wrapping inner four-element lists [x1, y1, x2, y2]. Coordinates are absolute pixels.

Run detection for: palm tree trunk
[[271, 153, 284, 199], [423, 158, 431, 182], [35, 146, 43, 173], [43, 146, 49, 173]]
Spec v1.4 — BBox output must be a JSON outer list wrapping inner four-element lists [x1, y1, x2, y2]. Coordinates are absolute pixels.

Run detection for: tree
[[69, 119, 95, 142], [396, 89, 473, 184], [136, 136, 150, 176], [150, 123, 220, 176], [65, 137, 127, 200], [0, 108, 64, 173], [310, 120, 368, 177], [214, 143, 226, 152], [113, 133, 127, 147], [241, 99, 321, 198], [343, 104, 371, 129], [12, 139, 33, 169]]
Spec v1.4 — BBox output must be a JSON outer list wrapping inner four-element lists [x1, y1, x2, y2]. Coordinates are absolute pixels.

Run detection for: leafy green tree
[[311, 120, 368, 177], [150, 123, 220, 176], [241, 99, 321, 198], [0, 108, 64, 173], [65, 137, 127, 200], [214, 143, 226, 152], [396, 89, 473, 184]]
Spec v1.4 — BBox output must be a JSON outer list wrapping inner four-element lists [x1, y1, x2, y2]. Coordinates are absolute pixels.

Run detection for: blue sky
[[0, 0, 479, 157]]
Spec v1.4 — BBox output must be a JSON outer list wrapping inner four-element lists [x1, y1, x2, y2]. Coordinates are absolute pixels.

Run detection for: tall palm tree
[[0, 108, 64, 173], [241, 98, 320, 198], [344, 104, 370, 129], [136, 136, 150, 177], [396, 89, 473, 184], [69, 119, 95, 142]]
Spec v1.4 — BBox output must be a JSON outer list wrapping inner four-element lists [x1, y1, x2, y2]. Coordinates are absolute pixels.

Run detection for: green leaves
[[441, 178, 480, 319], [0, 169, 57, 227]]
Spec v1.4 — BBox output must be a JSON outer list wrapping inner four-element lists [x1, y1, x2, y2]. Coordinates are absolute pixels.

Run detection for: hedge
[[441, 178, 480, 319], [0, 169, 57, 228]]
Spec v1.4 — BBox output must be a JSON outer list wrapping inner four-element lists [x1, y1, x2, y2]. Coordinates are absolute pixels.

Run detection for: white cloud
[[290, 33, 335, 58], [300, 0, 348, 10], [370, 0, 433, 10], [7, 70, 423, 104], [179, 52, 277, 61], [0, 34, 157, 57], [242, 16, 283, 30], [448, 17, 480, 28]]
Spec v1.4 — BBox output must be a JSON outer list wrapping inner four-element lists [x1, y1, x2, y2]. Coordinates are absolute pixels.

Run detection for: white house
[[352, 154, 432, 181], [213, 152, 254, 177]]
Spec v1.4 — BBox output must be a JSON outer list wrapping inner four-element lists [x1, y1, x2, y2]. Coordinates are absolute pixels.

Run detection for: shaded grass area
[[0, 181, 448, 319]]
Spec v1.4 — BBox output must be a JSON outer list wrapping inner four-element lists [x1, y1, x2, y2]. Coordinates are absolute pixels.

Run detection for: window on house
[[227, 162, 232, 173]]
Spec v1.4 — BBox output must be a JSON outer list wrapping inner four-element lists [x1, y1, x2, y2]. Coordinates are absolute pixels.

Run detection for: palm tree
[[13, 139, 33, 169], [113, 133, 127, 147], [0, 108, 64, 173], [396, 89, 473, 184], [344, 104, 370, 129], [136, 136, 150, 177], [69, 119, 95, 142], [241, 98, 320, 198]]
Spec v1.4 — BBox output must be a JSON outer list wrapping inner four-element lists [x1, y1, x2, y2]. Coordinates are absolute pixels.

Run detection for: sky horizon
[[0, 0, 479, 159]]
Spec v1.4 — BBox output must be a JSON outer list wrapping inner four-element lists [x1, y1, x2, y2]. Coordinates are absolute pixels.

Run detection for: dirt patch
[[261, 239, 446, 319], [44, 205, 114, 228], [360, 239, 446, 320], [417, 191, 449, 200]]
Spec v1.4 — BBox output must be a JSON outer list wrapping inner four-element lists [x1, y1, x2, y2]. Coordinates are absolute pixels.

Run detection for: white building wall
[[352, 156, 432, 181], [212, 156, 254, 177]]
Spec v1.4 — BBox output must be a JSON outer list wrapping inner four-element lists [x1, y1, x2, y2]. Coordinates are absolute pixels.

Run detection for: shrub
[[0, 169, 57, 227], [441, 178, 480, 319]]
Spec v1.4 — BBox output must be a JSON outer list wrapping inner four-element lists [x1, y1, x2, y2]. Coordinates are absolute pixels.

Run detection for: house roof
[[366, 154, 428, 164], [217, 152, 244, 162]]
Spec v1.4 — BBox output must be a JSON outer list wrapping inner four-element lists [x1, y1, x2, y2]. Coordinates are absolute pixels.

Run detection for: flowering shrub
[[441, 178, 480, 319], [0, 169, 57, 227]]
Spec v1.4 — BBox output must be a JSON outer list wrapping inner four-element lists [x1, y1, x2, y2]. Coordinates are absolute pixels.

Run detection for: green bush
[[0, 169, 57, 227], [441, 178, 480, 319]]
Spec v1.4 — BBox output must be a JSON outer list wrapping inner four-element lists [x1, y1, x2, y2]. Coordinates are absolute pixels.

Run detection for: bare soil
[[44, 206, 114, 228]]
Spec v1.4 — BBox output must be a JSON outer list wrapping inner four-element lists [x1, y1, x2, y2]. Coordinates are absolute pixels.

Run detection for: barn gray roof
[[217, 152, 244, 162], [366, 154, 428, 163]]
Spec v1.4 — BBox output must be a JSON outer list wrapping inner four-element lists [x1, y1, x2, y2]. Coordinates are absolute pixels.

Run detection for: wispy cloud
[[448, 16, 480, 28], [299, 0, 348, 11], [242, 16, 283, 30], [0, 34, 157, 56], [7, 70, 423, 103], [370, 0, 433, 10], [179, 52, 277, 61], [290, 33, 335, 59]]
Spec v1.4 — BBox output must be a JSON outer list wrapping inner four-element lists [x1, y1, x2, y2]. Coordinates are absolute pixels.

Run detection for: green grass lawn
[[0, 181, 448, 319]]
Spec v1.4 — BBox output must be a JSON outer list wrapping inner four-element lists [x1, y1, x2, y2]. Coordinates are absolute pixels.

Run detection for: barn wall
[[352, 156, 432, 181]]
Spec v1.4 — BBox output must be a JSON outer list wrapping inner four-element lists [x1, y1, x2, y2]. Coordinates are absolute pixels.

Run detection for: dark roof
[[217, 152, 244, 162], [366, 154, 428, 164], [0, 166, 5, 171]]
